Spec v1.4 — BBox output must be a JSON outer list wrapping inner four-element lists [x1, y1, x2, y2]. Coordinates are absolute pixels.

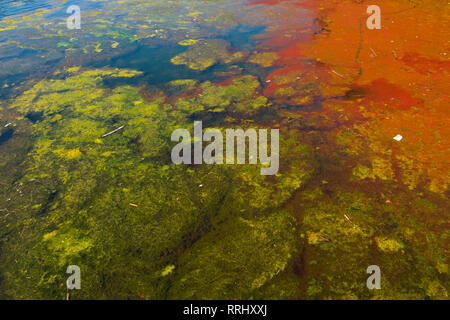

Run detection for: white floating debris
[[265, 80, 271, 83], [199, 184, 203, 188], [393, 134, 403, 141], [4, 123, 12, 128]]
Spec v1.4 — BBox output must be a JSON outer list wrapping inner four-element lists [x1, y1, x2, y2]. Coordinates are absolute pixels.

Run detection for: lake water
[[0, 0, 448, 300]]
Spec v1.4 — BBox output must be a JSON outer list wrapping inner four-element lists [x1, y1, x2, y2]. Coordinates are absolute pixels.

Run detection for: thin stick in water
[[102, 125, 125, 138]]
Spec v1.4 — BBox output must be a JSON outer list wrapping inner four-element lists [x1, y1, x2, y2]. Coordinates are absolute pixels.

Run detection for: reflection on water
[[0, 0, 448, 300], [0, 0, 55, 19]]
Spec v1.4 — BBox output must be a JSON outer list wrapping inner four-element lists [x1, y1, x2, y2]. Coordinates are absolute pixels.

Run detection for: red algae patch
[[352, 78, 424, 111], [245, 0, 449, 193]]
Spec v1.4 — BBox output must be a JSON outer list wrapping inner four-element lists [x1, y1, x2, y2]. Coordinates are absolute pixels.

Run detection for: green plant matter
[[174, 75, 269, 117], [167, 210, 300, 299], [0, 67, 315, 299], [171, 39, 246, 71]]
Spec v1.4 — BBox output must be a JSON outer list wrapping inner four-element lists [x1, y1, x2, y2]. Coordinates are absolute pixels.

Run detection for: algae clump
[[167, 210, 299, 299], [170, 39, 246, 71]]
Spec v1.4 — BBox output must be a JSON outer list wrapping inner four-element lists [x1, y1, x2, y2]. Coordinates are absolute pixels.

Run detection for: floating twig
[[392, 50, 398, 59], [101, 125, 124, 138], [344, 214, 356, 228], [330, 69, 345, 79], [318, 235, 331, 242]]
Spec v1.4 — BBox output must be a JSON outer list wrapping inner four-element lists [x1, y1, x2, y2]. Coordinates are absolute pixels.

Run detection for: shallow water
[[0, 0, 448, 300], [0, 0, 55, 19]]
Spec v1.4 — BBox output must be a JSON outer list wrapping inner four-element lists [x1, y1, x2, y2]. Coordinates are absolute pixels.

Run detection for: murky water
[[0, 0, 448, 300]]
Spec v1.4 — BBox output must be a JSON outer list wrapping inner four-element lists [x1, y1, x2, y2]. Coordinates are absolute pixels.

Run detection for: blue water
[[0, 0, 267, 99], [0, 0, 56, 19]]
